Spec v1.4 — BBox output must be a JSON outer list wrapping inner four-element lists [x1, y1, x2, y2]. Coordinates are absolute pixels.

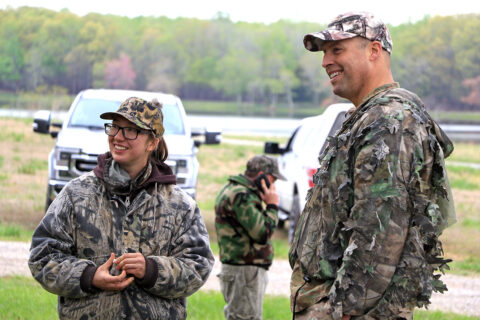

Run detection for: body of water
[[2, 109, 480, 140]]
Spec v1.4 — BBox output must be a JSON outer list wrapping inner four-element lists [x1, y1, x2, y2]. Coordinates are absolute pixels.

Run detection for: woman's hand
[[114, 252, 147, 279], [92, 253, 134, 291]]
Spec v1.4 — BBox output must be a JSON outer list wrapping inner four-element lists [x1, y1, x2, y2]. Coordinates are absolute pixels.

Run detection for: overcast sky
[[2, 0, 479, 26]]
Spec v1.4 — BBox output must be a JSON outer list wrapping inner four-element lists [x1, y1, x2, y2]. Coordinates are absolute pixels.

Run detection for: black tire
[[45, 185, 53, 213], [288, 194, 301, 244]]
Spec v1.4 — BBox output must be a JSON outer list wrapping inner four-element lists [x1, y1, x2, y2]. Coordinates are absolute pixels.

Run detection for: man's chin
[[332, 87, 346, 99]]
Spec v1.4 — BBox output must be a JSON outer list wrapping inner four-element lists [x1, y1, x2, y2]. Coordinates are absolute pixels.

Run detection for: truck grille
[[71, 154, 98, 176], [75, 159, 97, 172]]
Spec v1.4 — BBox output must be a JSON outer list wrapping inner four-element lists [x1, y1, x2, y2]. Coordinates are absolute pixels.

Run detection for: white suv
[[33, 89, 220, 209], [264, 103, 353, 241]]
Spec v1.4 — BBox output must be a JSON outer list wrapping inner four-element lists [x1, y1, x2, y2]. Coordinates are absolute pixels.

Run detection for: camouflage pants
[[218, 264, 268, 320], [293, 299, 334, 320], [294, 300, 414, 320]]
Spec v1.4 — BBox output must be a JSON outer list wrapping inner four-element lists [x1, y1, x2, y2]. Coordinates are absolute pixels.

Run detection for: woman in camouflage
[[29, 97, 214, 319]]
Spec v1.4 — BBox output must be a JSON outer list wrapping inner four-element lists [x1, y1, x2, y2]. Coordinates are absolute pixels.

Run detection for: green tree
[[0, 24, 24, 90]]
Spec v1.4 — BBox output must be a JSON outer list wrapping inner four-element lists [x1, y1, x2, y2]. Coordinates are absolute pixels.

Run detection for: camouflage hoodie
[[215, 174, 279, 268], [289, 83, 456, 319], [29, 152, 214, 320]]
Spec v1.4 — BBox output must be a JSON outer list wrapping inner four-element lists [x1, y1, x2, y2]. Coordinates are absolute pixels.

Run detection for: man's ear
[[369, 41, 383, 61]]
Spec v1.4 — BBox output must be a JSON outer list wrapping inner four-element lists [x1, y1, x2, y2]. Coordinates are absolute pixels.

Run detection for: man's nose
[[321, 52, 332, 69]]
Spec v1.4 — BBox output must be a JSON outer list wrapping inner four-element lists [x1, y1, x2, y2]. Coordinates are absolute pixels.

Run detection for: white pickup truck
[[264, 103, 353, 241], [33, 89, 221, 210]]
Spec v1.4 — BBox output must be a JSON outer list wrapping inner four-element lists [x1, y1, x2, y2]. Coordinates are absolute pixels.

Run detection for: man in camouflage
[[215, 155, 286, 320], [289, 12, 456, 319]]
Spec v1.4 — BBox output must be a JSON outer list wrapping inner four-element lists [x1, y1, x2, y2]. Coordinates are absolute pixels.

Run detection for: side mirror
[[191, 128, 222, 146], [204, 129, 222, 144], [264, 142, 284, 155], [32, 110, 52, 134]]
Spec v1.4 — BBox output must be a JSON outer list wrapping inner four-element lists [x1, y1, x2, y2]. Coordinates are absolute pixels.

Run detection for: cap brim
[[273, 172, 287, 181], [100, 112, 151, 130], [304, 30, 358, 52], [100, 111, 120, 120]]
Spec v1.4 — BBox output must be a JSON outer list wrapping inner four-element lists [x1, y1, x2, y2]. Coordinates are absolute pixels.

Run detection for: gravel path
[[3, 241, 479, 317]]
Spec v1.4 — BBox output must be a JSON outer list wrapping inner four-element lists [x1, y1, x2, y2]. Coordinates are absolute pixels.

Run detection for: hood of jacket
[[93, 152, 176, 196]]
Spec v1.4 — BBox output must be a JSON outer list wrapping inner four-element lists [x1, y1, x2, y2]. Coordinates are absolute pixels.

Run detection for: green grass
[[223, 133, 289, 144], [414, 310, 480, 320], [1, 119, 480, 279], [0, 131, 26, 143], [0, 223, 33, 242], [17, 158, 48, 175], [0, 276, 58, 320], [0, 156, 6, 181], [449, 180, 479, 191], [272, 238, 290, 260], [461, 218, 480, 229], [0, 276, 476, 320], [430, 110, 480, 124], [446, 165, 480, 190], [192, 291, 290, 320], [447, 143, 480, 164], [449, 256, 480, 275]]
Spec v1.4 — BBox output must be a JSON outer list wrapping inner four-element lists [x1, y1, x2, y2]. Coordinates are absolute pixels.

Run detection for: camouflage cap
[[246, 155, 286, 181], [304, 11, 393, 54], [100, 97, 165, 137]]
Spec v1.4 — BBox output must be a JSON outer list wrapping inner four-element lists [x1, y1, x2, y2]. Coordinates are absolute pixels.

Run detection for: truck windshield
[[68, 98, 185, 135]]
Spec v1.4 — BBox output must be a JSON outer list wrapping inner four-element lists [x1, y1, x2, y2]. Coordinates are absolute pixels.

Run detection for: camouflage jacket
[[215, 174, 279, 268], [289, 83, 456, 319], [29, 153, 214, 320]]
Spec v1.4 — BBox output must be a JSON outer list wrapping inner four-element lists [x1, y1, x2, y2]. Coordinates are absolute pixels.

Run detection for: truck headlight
[[54, 147, 80, 171], [176, 159, 188, 173]]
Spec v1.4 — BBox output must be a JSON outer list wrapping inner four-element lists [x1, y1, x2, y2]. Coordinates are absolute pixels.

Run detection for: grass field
[[1, 117, 480, 319], [0, 276, 478, 320], [1, 117, 480, 272]]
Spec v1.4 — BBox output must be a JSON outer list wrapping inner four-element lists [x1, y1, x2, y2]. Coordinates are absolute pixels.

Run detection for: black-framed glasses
[[104, 123, 150, 140]]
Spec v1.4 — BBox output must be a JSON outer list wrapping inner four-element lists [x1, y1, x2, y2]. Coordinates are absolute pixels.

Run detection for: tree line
[[1, 7, 479, 112]]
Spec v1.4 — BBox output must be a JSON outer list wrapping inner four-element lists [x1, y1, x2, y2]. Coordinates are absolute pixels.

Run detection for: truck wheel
[[45, 185, 53, 213], [288, 194, 301, 244]]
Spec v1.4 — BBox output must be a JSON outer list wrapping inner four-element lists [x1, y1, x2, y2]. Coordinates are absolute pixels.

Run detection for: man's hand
[[114, 252, 147, 279], [92, 253, 134, 291], [260, 178, 279, 206]]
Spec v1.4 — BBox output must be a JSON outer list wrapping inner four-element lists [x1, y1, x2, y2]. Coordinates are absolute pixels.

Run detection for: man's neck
[[354, 73, 395, 107], [358, 82, 399, 107]]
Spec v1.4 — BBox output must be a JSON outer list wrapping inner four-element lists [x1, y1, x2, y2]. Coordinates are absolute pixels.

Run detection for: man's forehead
[[320, 37, 357, 51]]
